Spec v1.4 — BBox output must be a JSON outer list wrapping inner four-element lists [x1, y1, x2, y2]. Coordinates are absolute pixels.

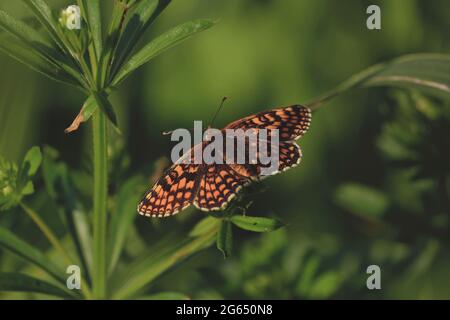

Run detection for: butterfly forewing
[[225, 105, 311, 141], [194, 164, 250, 211]]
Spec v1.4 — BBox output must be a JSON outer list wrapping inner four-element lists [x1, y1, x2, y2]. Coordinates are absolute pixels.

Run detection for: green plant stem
[[19, 201, 93, 299], [92, 108, 108, 299], [306, 63, 385, 112]]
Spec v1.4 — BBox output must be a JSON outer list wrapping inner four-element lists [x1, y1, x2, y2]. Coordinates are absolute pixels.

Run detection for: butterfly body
[[138, 105, 311, 217]]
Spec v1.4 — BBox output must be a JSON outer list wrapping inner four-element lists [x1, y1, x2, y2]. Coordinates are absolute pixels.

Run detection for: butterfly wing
[[224, 105, 310, 177], [194, 164, 251, 211], [138, 142, 207, 217], [225, 104, 311, 141], [137, 163, 204, 217]]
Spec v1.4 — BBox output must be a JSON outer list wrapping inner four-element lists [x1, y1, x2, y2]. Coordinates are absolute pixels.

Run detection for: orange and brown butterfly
[[137, 104, 312, 217]]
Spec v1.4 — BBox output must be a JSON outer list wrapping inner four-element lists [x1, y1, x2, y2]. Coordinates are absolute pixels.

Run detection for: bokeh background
[[1, 0, 450, 299]]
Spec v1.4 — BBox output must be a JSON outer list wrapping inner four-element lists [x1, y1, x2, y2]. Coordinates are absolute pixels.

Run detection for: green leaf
[[189, 216, 221, 237], [308, 53, 450, 110], [17, 146, 42, 195], [0, 226, 66, 284], [112, 19, 216, 86], [334, 183, 389, 218], [0, 9, 85, 88], [0, 34, 80, 87], [65, 95, 97, 133], [42, 146, 92, 280], [112, 226, 218, 299], [0, 9, 53, 56], [0, 272, 78, 299], [216, 220, 233, 258], [91, 91, 119, 131], [139, 292, 190, 300], [99, 0, 128, 86], [108, 175, 146, 275], [230, 215, 285, 233], [21, 0, 67, 52], [65, 91, 119, 134], [109, 0, 171, 82], [21, 146, 42, 177], [363, 54, 450, 99], [78, 0, 103, 58]]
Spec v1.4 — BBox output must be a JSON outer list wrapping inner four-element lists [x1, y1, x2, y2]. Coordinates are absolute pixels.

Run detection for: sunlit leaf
[[231, 215, 284, 233], [112, 19, 216, 86], [189, 216, 220, 237]]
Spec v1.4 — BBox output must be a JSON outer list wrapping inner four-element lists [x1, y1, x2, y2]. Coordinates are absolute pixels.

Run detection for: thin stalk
[[20, 202, 72, 264], [19, 202, 93, 299], [306, 63, 386, 112], [92, 108, 108, 299]]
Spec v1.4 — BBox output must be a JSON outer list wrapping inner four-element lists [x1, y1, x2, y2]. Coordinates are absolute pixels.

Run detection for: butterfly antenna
[[209, 96, 228, 128]]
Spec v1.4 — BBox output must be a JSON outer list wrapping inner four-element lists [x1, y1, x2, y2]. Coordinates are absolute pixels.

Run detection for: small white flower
[[60, 5, 81, 30]]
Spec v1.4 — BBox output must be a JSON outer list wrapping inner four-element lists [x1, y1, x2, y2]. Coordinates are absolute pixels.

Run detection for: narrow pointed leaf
[[65, 91, 117, 133], [0, 272, 78, 299], [0, 9, 86, 88], [230, 215, 285, 233], [108, 176, 146, 274], [308, 53, 450, 110], [79, 0, 103, 58], [363, 54, 450, 99], [42, 147, 93, 280], [65, 95, 97, 133], [112, 19, 215, 86], [0, 226, 66, 284], [109, 0, 171, 82], [0, 34, 79, 87], [91, 91, 120, 131], [100, 0, 129, 86], [21, 0, 66, 51], [112, 225, 218, 299]]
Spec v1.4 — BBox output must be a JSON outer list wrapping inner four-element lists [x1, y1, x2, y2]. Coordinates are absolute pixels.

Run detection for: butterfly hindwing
[[137, 163, 202, 217], [194, 164, 250, 211]]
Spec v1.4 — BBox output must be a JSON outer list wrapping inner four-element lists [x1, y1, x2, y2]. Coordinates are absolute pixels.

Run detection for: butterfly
[[137, 104, 312, 217]]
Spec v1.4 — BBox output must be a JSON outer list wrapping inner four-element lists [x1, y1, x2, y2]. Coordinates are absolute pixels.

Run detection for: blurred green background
[[1, 0, 450, 299]]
